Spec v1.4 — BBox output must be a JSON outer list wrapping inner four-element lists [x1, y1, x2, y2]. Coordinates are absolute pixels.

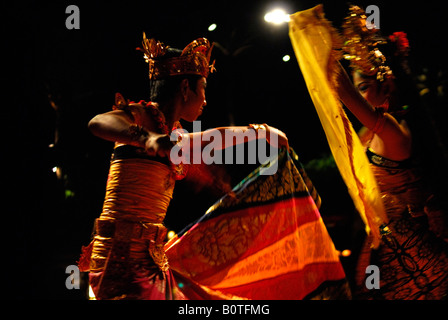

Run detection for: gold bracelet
[[249, 124, 267, 131]]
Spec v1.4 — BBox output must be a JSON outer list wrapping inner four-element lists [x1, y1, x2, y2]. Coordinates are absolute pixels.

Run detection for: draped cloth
[[288, 5, 388, 248], [165, 148, 350, 299], [82, 147, 350, 299]]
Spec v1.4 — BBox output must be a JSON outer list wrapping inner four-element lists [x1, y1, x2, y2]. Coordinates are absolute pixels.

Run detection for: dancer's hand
[[143, 133, 174, 158], [250, 123, 289, 150]]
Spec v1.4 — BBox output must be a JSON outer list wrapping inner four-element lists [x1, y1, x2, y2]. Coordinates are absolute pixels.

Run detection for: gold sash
[[289, 5, 388, 248]]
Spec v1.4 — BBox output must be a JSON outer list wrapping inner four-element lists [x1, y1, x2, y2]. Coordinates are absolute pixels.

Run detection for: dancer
[[79, 33, 350, 299], [290, 5, 448, 300], [338, 6, 448, 300]]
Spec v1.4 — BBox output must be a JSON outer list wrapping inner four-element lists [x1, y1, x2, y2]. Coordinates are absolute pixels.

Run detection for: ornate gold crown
[[139, 32, 215, 80], [342, 5, 393, 82]]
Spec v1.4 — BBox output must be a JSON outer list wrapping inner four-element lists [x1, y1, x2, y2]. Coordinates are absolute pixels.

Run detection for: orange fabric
[[166, 149, 349, 299], [166, 198, 339, 288], [83, 148, 349, 299]]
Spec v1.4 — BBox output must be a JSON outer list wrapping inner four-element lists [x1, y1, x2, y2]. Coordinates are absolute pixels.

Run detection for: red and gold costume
[[81, 142, 350, 300], [290, 4, 448, 299], [78, 34, 350, 300], [355, 149, 448, 299]]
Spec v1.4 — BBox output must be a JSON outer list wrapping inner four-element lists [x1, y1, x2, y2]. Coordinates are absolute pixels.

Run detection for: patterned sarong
[[166, 148, 350, 299]]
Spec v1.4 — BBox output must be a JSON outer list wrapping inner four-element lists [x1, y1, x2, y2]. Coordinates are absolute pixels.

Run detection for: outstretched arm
[[88, 108, 289, 159], [184, 124, 289, 153]]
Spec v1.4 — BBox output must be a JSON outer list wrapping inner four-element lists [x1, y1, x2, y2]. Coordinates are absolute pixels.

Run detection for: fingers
[[250, 123, 289, 149], [142, 134, 172, 158]]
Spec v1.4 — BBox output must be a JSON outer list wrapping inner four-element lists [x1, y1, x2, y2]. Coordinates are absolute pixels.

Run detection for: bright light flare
[[264, 9, 290, 25], [339, 249, 351, 257], [208, 23, 217, 32], [88, 285, 96, 300]]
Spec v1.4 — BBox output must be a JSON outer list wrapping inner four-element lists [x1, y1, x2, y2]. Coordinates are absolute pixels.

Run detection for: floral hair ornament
[[388, 31, 410, 57], [342, 5, 393, 82], [138, 32, 215, 80]]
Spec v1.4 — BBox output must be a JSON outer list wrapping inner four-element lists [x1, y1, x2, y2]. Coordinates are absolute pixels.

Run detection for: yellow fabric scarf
[[289, 5, 387, 248]]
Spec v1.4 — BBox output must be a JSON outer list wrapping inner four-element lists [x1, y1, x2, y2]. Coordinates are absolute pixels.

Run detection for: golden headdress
[[342, 5, 393, 82], [139, 32, 215, 80]]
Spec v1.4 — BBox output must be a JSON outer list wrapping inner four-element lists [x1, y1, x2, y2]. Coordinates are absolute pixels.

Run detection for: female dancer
[[336, 6, 448, 299], [79, 33, 349, 300], [80, 34, 290, 300]]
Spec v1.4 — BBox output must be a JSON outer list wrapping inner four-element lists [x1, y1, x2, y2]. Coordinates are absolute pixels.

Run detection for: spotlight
[[208, 23, 217, 32], [341, 249, 351, 257], [264, 9, 290, 25]]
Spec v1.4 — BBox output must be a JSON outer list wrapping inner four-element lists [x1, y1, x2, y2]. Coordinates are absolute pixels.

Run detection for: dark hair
[[149, 48, 201, 102], [348, 32, 448, 194], [379, 40, 447, 190], [381, 40, 420, 117]]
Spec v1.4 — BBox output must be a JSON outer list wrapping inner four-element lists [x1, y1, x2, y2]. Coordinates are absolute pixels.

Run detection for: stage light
[[208, 23, 217, 31], [282, 54, 291, 62], [264, 8, 290, 25], [341, 249, 351, 257], [52, 166, 63, 179]]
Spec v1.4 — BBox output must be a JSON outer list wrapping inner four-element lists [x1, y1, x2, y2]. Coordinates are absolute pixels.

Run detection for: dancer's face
[[353, 71, 389, 108], [181, 77, 207, 122]]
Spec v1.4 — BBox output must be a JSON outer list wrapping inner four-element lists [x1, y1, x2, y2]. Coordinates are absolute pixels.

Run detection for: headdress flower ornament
[[388, 31, 410, 57], [139, 32, 215, 80], [342, 5, 393, 82]]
